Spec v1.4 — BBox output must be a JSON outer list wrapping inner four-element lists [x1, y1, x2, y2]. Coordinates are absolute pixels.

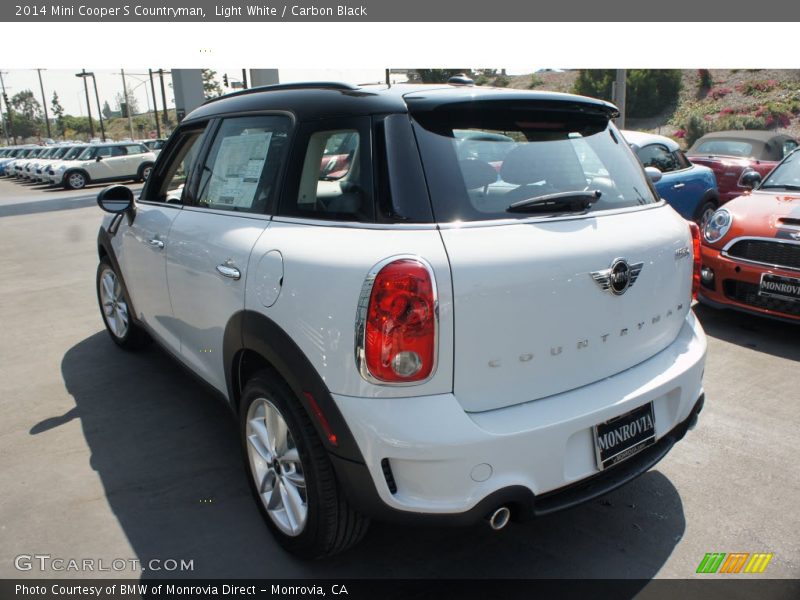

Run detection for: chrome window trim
[[721, 236, 800, 273], [354, 254, 439, 387]]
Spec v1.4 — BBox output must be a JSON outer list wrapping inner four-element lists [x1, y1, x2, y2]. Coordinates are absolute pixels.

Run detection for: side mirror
[[644, 166, 663, 183], [97, 185, 135, 214], [96, 155, 103, 162], [740, 170, 762, 189]]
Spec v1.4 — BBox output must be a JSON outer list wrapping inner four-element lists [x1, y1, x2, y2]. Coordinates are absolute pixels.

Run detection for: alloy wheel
[[246, 398, 308, 536], [99, 267, 129, 339]]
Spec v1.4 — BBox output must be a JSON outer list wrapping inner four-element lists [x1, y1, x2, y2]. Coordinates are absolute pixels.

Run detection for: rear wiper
[[506, 190, 602, 213], [759, 184, 800, 191]]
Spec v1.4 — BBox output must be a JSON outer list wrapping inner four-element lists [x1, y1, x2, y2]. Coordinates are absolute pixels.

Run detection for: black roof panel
[[183, 82, 619, 123]]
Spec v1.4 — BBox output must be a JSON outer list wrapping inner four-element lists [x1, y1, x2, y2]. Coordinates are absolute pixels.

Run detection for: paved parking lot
[[0, 176, 798, 582]]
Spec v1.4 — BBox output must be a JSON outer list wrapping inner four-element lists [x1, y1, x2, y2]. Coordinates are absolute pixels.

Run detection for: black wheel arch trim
[[224, 310, 366, 465]]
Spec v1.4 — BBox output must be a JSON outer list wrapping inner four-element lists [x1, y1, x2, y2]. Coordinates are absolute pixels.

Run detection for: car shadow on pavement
[[694, 304, 800, 362], [51, 331, 686, 581]]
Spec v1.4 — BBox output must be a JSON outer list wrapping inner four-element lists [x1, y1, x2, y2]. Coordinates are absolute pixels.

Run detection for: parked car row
[[0, 142, 157, 189]]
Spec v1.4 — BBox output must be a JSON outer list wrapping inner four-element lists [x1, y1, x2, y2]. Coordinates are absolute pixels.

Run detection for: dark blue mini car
[[624, 130, 719, 226]]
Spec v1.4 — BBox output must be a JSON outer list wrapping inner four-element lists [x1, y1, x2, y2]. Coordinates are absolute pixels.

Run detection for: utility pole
[[36, 69, 52, 139], [120, 68, 135, 140], [241, 69, 248, 89], [158, 69, 169, 132], [76, 69, 95, 140], [613, 69, 627, 129], [0, 70, 11, 145], [149, 69, 161, 138], [90, 73, 106, 142]]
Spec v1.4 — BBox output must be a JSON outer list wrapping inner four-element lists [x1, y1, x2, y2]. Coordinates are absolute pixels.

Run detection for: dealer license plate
[[759, 273, 800, 303], [593, 402, 656, 470]]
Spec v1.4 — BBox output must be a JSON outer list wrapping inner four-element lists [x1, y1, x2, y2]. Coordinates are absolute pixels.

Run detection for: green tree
[[202, 69, 223, 99], [412, 69, 472, 83], [51, 91, 65, 138], [11, 89, 43, 120], [573, 70, 682, 119]]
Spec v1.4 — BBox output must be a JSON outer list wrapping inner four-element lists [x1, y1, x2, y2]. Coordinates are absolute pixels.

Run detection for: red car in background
[[688, 131, 798, 204], [698, 147, 800, 322]]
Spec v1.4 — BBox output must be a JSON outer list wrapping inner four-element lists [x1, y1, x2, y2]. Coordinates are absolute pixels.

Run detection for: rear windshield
[[694, 140, 754, 158], [411, 107, 658, 222]]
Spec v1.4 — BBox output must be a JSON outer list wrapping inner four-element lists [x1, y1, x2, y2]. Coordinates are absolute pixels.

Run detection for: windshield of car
[[411, 106, 658, 222], [77, 147, 96, 160], [51, 147, 69, 159], [63, 146, 86, 160], [760, 151, 800, 189], [694, 139, 754, 158]]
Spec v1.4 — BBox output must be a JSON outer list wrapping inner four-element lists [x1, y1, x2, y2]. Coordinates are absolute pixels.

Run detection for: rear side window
[[196, 115, 291, 214], [411, 105, 658, 222], [280, 117, 373, 222]]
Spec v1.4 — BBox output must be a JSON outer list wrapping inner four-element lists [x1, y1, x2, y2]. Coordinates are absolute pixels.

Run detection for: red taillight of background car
[[689, 221, 701, 300], [364, 259, 437, 383]]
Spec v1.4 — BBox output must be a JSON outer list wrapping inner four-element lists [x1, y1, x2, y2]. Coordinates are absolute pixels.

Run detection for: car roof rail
[[202, 81, 360, 105]]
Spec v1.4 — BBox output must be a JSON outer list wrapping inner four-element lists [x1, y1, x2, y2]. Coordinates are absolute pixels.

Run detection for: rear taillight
[[689, 221, 701, 300], [356, 257, 437, 384]]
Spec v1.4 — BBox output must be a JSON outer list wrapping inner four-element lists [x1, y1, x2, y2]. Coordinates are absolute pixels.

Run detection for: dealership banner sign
[[4, 0, 800, 21]]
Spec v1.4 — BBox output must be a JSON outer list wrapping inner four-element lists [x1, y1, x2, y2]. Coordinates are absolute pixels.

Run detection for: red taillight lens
[[364, 259, 436, 383], [689, 221, 701, 300]]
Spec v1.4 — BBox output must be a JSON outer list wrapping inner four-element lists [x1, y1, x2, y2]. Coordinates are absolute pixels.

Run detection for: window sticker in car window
[[206, 131, 272, 208]]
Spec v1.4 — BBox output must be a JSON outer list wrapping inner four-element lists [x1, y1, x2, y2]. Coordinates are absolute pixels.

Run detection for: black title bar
[[3, 1, 800, 21]]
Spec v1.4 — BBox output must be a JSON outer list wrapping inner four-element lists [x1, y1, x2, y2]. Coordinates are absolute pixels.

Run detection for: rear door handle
[[672, 183, 685, 189], [148, 238, 165, 249], [216, 263, 241, 280]]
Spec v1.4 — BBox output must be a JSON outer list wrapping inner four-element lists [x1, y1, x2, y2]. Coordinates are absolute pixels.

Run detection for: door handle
[[216, 263, 241, 280], [672, 183, 685, 189], [148, 238, 165, 249]]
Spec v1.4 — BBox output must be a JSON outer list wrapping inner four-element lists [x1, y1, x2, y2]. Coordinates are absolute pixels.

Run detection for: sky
[[0, 69, 412, 117]]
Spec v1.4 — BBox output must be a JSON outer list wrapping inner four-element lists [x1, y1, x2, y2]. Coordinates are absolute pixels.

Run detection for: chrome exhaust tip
[[487, 506, 511, 531]]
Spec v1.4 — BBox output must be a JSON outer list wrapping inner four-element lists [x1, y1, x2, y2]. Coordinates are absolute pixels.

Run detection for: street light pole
[[149, 69, 161, 138], [121, 68, 135, 140], [36, 68, 52, 139], [76, 69, 94, 140]]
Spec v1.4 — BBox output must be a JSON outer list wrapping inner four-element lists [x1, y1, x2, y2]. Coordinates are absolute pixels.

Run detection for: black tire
[[695, 200, 717, 229], [96, 257, 151, 350], [240, 370, 369, 558], [137, 163, 154, 182], [64, 170, 88, 190]]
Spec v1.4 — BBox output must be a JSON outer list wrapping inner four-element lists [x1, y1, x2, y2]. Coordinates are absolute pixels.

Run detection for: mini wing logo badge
[[591, 258, 644, 295]]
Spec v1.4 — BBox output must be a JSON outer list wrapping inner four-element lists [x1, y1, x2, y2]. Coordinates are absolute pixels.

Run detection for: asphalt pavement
[[0, 177, 798, 584]]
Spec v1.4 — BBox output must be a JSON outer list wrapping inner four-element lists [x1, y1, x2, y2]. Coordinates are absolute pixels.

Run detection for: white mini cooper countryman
[[94, 82, 707, 557]]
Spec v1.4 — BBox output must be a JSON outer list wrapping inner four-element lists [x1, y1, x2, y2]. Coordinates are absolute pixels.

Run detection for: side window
[[196, 115, 291, 214], [282, 119, 373, 221], [675, 150, 692, 170], [141, 127, 206, 204], [636, 144, 679, 173], [96, 146, 113, 158], [125, 145, 143, 155], [110, 146, 126, 157]]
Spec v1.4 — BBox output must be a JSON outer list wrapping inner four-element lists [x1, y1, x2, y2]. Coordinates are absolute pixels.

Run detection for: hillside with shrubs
[[502, 69, 800, 147]]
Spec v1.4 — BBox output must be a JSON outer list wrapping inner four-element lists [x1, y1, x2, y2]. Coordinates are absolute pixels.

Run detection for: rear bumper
[[699, 245, 800, 322], [331, 311, 706, 520]]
